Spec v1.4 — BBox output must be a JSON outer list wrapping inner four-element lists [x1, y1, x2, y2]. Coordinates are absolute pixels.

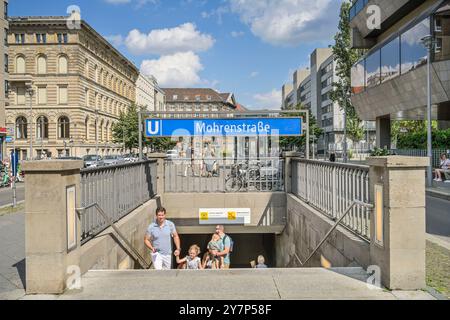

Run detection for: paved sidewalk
[[0, 211, 26, 300], [24, 268, 434, 300]]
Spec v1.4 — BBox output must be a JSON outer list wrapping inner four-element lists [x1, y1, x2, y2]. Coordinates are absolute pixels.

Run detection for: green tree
[[280, 103, 324, 151], [112, 104, 177, 154], [112, 104, 140, 152], [330, 0, 366, 146]]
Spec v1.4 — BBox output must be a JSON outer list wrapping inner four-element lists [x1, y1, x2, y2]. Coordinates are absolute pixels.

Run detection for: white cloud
[[249, 71, 259, 78], [253, 89, 282, 110], [229, 0, 340, 46], [125, 23, 215, 55], [231, 31, 245, 38], [140, 51, 204, 87], [105, 34, 124, 47]]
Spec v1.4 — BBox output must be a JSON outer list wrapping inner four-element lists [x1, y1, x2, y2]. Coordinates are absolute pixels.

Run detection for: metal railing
[[77, 203, 152, 269], [291, 159, 371, 240], [80, 160, 158, 244], [391, 149, 449, 168], [164, 157, 285, 193]]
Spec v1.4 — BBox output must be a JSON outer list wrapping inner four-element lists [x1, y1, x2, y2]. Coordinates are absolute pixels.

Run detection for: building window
[[173, 95, 178, 100], [58, 55, 68, 74], [57, 33, 68, 44], [4, 1, 7, 19], [4, 28, 7, 46], [58, 86, 68, 105], [380, 37, 400, 83], [401, 18, 430, 74], [4, 53, 7, 72], [85, 117, 89, 141], [36, 116, 49, 139], [16, 86, 25, 105], [16, 117, 27, 139], [37, 55, 47, 74], [15, 33, 25, 44], [195, 95, 201, 101], [15, 56, 26, 74], [36, 33, 47, 44], [58, 116, 70, 139], [85, 88, 89, 107], [37, 86, 47, 104]]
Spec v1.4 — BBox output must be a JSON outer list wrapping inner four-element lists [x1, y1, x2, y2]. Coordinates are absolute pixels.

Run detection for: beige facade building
[[163, 88, 237, 116], [0, 0, 8, 160], [136, 74, 165, 112], [6, 16, 139, 160]]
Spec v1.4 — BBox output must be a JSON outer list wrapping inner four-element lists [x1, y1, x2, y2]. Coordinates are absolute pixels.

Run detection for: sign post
[[7, 125, 17, 207]]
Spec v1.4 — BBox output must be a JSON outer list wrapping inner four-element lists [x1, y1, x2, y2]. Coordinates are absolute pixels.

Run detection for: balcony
[[351, 6, 450, 121]]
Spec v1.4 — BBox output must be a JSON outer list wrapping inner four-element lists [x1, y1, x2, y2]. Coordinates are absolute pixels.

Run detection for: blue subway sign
[[145, 118, 303, 137]]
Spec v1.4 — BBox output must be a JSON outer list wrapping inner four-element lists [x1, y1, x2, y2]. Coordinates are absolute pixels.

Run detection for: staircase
[[55, 267, 429, 300]]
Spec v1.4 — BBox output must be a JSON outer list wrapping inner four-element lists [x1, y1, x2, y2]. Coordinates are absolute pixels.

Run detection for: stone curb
[[0, 201, 25, 210], [426, 189, 450, 201]]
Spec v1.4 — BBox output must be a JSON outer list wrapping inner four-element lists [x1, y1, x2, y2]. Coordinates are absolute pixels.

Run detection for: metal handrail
[[77, 203, 152, 270], [289, 200, 374, 267]]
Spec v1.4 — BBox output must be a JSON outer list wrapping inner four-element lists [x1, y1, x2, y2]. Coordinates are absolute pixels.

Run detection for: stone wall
[[276, 194, 370, 269], [79, 198, 160, 274]]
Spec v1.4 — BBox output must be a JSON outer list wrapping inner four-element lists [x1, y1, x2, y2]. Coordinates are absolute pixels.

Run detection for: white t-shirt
[[186, 256, 201, 270], [440, 159, 450, 170]]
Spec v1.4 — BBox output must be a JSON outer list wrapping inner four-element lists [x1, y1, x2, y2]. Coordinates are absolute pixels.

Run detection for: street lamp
[[26, 87, 35, 160], [342, 85, 349, 163], [421, 35, 436, 187]]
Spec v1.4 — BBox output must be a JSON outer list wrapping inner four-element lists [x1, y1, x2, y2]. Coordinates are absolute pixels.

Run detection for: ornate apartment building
[[6, 16, 139, 160], [0, 0, 8, 160]]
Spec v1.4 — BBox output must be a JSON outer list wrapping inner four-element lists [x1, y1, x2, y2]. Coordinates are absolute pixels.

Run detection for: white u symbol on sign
[[148, 121, 160, 135]]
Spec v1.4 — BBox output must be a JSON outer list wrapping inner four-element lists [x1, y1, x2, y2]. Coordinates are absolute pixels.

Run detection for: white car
[[166, 150, 179, 160]]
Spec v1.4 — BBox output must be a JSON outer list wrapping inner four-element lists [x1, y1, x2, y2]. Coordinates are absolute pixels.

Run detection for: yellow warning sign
[[200, 212, 209, 220], [228, 211, 237, 220]]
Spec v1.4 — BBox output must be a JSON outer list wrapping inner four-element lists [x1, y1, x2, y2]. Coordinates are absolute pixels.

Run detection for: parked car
[[123, 154, 138, 163], [58, 156, 83, 161], [166, 150, 179, 161], [83, 155, 104, 168], [103, 155, 126, 166]]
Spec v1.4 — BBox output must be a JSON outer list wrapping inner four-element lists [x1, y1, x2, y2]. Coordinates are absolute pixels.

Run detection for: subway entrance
[[176, 233, 276, 269]]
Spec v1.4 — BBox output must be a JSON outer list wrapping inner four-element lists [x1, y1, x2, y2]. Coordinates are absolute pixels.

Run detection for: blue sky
[[9, 0, 343, 109]]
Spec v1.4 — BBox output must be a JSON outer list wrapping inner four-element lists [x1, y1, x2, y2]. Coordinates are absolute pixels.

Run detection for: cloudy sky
[[10, 0, 343, 109]]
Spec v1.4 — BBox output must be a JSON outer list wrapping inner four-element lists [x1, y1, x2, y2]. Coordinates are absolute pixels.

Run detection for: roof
[[163, 88, 233, 104], [9, 16, 139, 74], [235, 104, 247, 112]]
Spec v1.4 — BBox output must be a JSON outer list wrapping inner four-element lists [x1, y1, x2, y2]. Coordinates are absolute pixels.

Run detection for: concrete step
[[51, 267, 434, 300]]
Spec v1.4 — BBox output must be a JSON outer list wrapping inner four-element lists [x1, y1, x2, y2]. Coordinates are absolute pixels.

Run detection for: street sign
[[199, 208, 251, 225], [145, 118, 303, 138]]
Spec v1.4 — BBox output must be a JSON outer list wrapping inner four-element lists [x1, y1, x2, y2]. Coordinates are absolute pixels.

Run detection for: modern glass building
[[350, 0, 450, 148]]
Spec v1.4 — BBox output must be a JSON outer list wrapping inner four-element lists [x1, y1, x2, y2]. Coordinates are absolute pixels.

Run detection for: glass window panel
[[381, 37, 400, 83], [351, 60, 365, 94], [365, 50, 381, 88], [16, 87, 25, 105], [434, 12, 450, 61], [58, 56, 68, 74], [401, 18, 430, 74], [38, 87, 47, 104]]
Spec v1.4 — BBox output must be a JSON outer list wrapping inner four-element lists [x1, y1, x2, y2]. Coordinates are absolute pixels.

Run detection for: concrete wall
[[161, 192, 287, 227], [276, 194, 370, 269], [79, 198, 159, 274]]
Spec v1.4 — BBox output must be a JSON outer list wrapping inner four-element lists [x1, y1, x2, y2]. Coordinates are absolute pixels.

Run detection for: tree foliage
[[280, 103, 324, 151], [112, 104, 176, 153], [330, 0, 366, 144]]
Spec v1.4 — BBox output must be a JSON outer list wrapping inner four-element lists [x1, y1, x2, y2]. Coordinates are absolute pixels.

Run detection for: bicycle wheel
[[225, 177, 243, 192]]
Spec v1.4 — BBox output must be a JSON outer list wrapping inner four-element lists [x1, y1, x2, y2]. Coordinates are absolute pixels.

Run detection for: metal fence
[[164, 158, 285, 193], [391, 149, 449, 168], [291, 159, 371, 240], [80, 160, 158, 244]]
